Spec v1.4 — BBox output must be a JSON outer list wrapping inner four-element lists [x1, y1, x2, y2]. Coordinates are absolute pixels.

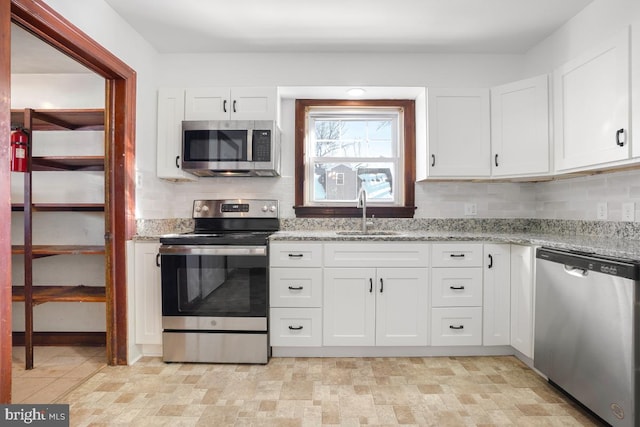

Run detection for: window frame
[[294, 99, 416, 218]]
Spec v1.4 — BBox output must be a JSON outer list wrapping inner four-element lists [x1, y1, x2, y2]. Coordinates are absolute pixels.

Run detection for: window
[[294, 99, 416, 218]]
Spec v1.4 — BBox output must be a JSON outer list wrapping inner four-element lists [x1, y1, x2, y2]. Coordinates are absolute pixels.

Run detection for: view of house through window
[[306, 109, 403, 206]]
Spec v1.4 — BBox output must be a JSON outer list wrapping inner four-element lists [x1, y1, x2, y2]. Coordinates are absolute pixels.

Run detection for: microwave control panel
[[252, 130, 272, 161]]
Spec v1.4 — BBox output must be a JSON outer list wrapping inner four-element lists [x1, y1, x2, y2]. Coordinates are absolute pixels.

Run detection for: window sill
[[293, 206, 416, 218]]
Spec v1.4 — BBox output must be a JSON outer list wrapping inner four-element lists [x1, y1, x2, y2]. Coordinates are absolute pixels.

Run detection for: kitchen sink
[[336, 230, 400, 236]]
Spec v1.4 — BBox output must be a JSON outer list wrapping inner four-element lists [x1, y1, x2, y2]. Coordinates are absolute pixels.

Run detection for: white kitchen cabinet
[[491, 75, 550, 177], [633, 22, 640, 159], [553, 27, 630, 172], [510, 245, 535, 358], [483, 244, 511, 346], [269, 242, 323, 346], [270, 307, 322, 347], [133, 242, 162, 345], [427, 88, 491, 177], [184, 87, 278, 121], [323, 267, 428, 346], [156, 88, 196, 181], [431, 307, 482, 346], [430, 242, 483, 346]]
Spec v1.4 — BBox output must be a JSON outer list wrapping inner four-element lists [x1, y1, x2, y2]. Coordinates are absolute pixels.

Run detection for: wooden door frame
[[1, 0, 136, 403]]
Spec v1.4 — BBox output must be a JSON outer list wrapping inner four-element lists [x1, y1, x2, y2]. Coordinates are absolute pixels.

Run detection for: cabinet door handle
[[431, 154, 436, 167], [495, 154, 499, 167], [449, 325, 464, 330], [288, 286, 303, 290], [616, 128, 625, 147], [233, 100, 237, 113], [155, 253, 161, 267], [450, 253, 465, 258], [175, 155, 180, 169], [369, 278, 373, 293], [488, 254, 493, 269], [288, 325, 303, 330], [223, 99, 227, 113], [449, 285, 465, 290], [379, 278, 384, 293], [288, 253, 304, 258]]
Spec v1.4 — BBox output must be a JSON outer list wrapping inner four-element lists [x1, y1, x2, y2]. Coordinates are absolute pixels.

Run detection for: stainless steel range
[[159, 199, 279, 364]]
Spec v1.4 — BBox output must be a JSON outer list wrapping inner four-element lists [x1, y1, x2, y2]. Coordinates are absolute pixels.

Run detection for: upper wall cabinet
[[553, 28, 630, 172], [157, 88, 196, 181], [491, 75, 550, 177], [427, 88, 491, 177], [184, 87, 278, 121]]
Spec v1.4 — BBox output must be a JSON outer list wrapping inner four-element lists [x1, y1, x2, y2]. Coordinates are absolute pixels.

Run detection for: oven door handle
[[159, 245, 267, 256]]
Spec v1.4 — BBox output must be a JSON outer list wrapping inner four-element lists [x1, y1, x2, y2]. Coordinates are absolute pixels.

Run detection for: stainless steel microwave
[[181, 120, 280, 177]]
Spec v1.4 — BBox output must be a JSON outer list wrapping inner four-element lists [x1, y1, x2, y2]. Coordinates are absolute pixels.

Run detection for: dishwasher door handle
[[564, 265, 588, 277]]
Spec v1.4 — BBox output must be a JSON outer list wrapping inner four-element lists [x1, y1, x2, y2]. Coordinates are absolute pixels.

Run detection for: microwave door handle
[[247, 129, 253, 161]]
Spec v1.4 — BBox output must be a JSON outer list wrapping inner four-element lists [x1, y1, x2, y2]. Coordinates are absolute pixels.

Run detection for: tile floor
[[11, 346, 106, 404], [57, 355, 604, 426]]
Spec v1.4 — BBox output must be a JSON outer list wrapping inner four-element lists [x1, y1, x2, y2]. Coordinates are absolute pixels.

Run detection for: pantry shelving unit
[[10, 108, 106, 369]]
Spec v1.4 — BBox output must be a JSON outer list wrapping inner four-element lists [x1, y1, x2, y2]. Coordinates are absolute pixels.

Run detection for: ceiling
[[103, 0, 594, 54], [11, 0, 594, 74]]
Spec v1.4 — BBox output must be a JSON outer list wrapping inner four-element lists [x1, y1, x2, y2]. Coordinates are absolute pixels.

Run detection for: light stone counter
[[270, 230, 640, 260]]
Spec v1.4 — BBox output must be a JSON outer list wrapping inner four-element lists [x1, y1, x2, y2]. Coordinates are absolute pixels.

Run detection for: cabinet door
[[483, 244, 511, 346], [184, 87, 231, 120], [376, 268, 428, 346], [323, 268, 375, 346], [230, 87, 278, 121], [491, 75, 549, 177], [427, 88, 490, 177], [554, 28, 630, 171], [134, 242, 162, 345], [510, 245, 534, 358], [157, 88, 195, 181]]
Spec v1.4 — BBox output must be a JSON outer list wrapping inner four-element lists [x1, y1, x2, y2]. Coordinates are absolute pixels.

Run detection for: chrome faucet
[[357, 186, 368, 233]]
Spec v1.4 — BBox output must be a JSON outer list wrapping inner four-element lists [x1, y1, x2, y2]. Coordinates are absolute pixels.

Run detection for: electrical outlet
[[622, 202, 635, 222], [596, 202, 608, 220], [464, 203, 477, 216]]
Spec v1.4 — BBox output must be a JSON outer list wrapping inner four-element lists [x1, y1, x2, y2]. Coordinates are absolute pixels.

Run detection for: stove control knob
[[194, 206, 201, 213], [270, 205, 277, 212], [262, 205, 268, 212], [201, 205, 209, 213]]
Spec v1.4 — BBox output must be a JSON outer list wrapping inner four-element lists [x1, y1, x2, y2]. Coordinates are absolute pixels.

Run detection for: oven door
[[159, 245, 268, 331]]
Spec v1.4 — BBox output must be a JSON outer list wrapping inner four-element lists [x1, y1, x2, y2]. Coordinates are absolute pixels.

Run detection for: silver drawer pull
[[288, 253, 304, 258], [449, 285, 465, 290], [288, 325, 303, 330], [288, 286, 304, 290], [449, 325, 464, 330], [450, 254, 465, 258]]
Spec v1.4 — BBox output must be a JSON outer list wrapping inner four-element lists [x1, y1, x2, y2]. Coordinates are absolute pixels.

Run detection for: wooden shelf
[[11, 109, 104, 131], [12, 245, 106, 258], [12, 203, 104, 212], [12, 285, 106, 304], [33, 156, 104, 171]]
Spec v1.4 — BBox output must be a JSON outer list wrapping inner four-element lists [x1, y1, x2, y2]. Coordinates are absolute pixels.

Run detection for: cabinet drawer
[[270, 308, 322, 347], [431, 268, 483, 307], [324, 243, 429, 267], [270, 268, 322, 307], [431, 243, 483, 267], [431, 307, 482, 346], [269, 243, 322, 268]]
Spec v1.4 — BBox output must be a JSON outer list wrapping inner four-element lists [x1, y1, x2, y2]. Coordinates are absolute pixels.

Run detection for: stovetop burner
[[160, 199, 279, 246]]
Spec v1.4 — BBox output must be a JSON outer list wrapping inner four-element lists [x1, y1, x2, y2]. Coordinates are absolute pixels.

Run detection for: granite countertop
[[270, 230, 640, 260]]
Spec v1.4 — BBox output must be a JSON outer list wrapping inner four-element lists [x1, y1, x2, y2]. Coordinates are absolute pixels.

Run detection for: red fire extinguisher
[[10, 126, 28, 173]]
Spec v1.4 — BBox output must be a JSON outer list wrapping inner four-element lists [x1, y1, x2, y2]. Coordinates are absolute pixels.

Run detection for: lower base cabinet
[[431, 307, 483, 346], [270, 308, 322, 346], [323, 267, 429, 347]]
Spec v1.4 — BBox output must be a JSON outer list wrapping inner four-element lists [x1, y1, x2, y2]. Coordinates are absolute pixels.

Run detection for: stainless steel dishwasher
[[534, 247, 639, 426]]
